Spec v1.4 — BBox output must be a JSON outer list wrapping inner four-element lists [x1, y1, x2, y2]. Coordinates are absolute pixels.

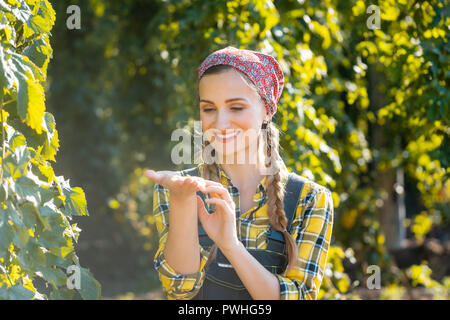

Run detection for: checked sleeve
[[152, 183, 210, 300], [275, 184, 334, 300]]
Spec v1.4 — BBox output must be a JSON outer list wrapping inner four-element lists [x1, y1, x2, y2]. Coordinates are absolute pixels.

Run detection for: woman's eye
[[201, 105, 243, 112]]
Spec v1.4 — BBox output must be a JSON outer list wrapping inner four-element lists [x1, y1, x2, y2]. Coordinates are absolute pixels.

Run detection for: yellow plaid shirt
[[152, 163, 334, 300]]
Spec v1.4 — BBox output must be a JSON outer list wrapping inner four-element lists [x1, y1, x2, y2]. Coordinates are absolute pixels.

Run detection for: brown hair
[[198, 64, 298, 276]]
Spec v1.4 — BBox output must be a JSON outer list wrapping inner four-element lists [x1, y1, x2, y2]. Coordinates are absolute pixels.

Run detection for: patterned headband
[[197, 46, 284, 117]]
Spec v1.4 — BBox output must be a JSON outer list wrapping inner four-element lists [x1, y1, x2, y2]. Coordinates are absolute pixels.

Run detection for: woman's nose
[[215, 110, 231, 130]]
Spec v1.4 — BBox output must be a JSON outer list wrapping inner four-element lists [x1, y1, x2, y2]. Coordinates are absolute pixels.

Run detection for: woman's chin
[[214, 146, 260, 165]]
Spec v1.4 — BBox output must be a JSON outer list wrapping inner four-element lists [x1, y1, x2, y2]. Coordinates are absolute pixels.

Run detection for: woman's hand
[[196, 185, 240, 252], [144, 169, 203, 199], [144, 169, 223, 199]]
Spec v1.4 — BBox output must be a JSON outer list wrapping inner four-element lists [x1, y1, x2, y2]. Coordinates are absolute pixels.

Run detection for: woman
[[145, 46, 334, 300]]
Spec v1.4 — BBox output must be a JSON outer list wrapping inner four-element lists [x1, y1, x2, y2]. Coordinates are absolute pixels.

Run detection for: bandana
[[197, 46, 284, 117]]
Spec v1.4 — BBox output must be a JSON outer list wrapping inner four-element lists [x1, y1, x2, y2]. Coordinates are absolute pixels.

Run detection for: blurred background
[[46, 0, 448, 299]]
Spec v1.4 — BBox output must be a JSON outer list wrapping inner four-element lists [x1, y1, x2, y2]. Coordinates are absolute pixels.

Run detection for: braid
[[264, 124, 287, 231], [264, 123, 298, 276]]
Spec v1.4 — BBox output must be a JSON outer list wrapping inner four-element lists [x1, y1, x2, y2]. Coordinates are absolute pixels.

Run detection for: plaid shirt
[[152, 163, 334, 300]]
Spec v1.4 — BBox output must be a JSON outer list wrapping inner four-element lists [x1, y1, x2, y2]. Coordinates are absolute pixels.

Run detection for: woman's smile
[[214, 130, 241, 143]]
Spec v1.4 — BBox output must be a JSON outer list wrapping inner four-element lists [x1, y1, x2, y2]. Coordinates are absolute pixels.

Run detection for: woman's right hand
[[145, 169, 223, 199]]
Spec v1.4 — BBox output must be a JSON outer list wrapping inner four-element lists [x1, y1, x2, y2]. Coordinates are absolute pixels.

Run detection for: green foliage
[[0, 0, 100, 299]]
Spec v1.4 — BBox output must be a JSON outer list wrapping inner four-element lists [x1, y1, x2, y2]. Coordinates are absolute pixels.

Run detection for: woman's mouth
[[214, 130, 240, 143]]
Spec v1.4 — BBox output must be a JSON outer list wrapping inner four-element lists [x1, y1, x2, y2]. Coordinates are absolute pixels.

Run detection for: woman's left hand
[[196, 185, 241, 252]]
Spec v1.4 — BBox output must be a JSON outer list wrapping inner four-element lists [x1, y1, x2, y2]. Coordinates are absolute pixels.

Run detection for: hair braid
[[264, 122, 298, 276]]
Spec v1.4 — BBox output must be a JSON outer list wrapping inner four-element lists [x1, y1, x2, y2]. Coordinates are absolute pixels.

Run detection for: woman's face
[[198, 68, 268, 162]]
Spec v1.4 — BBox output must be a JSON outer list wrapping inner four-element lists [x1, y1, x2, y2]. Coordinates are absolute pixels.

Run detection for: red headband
[[197, 46, 284, 117]]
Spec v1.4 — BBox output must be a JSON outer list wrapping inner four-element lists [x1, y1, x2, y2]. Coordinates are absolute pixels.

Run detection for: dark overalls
[[180, 167, 306, 300]]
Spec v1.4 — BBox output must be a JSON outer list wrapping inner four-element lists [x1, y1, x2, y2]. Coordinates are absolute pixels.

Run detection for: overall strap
[[181, 166, 200, 177], [266, 172, 306, 252]]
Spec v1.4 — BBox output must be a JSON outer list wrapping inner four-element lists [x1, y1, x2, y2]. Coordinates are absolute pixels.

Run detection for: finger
[[188, 179, 220, 194], [203, 185, 233, 204], [153, 172, 183, 190], [185, 176, 203, 187], [203, 179, 224, 188], [145, 169, 163, 184], [186, 177, 207, 191], [187, 177, 222, 192], [196, 195, 210, 223], [205, 197, 235, 212], [182, 177, 201, 192]]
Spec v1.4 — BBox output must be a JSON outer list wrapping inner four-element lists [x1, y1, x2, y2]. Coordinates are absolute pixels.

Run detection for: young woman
[[145, 46, 334, 300]]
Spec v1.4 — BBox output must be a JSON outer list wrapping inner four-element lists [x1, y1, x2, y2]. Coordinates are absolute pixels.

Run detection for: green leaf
[[78, 267, 101, 300], [11, 52, 44, 82], [63, 186, 89, 217], [0, 180, 8, 201], [39, 185, 58, 203], [23, 14, 45, 38], [15, 175, 42, 206], [40, 112, 59, 161], [36, 0, 55, 28], [17, 240, 46, 270], [19, 201, 38, 229], [22, 36, 52, 71], [10, 0, 32, 23], [4, 201, 26, 228], [45, 252, 72, 269], [35, 266, 66, 289], [0, 211, 14, 253], [49, 288, 75, 300], [35, 213, 66, 249], [8, 53, 45, 134], [13, 225, 29, 248], [0, 286, 8, 299], [0, 12, 15, 46], [0, 47, 16, 90], [8, 130, 27, 151], [2, 145, 29, 180], [49, 245, 73, 259], [36, 204, 52, 231], [7, 283, 35, 300], [15, 71, 45, 134]]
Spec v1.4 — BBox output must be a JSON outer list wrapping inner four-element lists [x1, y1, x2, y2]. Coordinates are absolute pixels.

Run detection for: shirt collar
[[214, 162, 268, 192]]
